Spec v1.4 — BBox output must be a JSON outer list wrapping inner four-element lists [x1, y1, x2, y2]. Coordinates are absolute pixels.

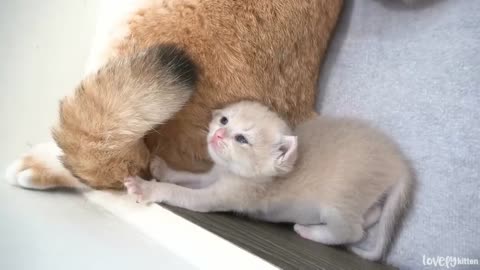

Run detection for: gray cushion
[[317, 0, 480, 269]]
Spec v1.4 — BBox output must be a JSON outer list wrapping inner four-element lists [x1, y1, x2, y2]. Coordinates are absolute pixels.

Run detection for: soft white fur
[[84, 0, 152, 74], [5, 142, 83, 190], [5, 159, 24, 186]]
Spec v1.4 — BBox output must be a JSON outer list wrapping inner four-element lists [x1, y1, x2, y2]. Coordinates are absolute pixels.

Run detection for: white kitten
[[124, 101, 413, 261]]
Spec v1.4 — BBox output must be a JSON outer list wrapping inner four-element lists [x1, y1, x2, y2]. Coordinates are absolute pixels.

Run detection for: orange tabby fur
[[52, 0, 343, 189]]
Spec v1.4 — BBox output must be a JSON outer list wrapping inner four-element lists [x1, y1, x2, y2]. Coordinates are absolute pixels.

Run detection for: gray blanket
[[317, 0, 480, 269]]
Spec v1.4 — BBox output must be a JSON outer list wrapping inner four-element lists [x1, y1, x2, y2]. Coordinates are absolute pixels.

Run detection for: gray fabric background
[[316, 0, 480, 269]]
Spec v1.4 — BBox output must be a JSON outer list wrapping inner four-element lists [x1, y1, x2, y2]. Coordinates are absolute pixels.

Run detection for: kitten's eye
[[235, 134, 249, 144], [220, 116, 228, 125]]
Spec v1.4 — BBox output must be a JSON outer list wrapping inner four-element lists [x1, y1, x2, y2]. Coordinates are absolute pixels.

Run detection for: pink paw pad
[[124, 177, 143, 195]]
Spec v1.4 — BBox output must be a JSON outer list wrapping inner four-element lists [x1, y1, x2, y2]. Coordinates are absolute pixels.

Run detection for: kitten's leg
[[363, 205, 382, 229], [294, 208, 364, 245], [124, 176, 234, 212], [5, 142, 85, 190], [150, 156, 217, 188]]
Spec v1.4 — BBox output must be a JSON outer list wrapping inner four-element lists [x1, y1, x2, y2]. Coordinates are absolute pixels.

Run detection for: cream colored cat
[[124, 100, 413, 261]]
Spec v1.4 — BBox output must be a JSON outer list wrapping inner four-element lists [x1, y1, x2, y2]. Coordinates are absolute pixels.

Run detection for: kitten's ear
[[274, 136, 298, 175]]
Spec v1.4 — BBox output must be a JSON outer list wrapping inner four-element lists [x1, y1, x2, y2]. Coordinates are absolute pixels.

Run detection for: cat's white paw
[[293, 224, 340, 244], [124, 176, 157, 204], [5, 159, 24, 186], [13, 169, 40, 189], [4, 142, 80, 190], [294, 223, 364, 245], [5, 159, 52, 190], [293, 224, 311, 238]]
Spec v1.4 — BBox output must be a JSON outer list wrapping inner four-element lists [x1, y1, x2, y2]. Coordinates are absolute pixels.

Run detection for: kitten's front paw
[[149, 156, 168, 180], [124, 176, 157, 204]]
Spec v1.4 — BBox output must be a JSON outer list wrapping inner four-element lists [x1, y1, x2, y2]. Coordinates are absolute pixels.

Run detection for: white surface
[[0, 1, 194, 269], [85, 191, 277, 270], [0, 183, 195, 270], [0, 0, 95, 167]]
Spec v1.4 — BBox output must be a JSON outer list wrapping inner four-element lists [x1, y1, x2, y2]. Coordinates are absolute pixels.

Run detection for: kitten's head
[[207, 101, 298, 178]]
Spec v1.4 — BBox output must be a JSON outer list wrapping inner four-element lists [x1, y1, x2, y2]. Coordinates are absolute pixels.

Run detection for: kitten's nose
[[214, 128, 226, 140]]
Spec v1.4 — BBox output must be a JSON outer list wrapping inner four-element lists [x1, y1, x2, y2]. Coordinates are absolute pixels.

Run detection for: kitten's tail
[[349, 172, 413, 261], [53, 45, 197, 150]]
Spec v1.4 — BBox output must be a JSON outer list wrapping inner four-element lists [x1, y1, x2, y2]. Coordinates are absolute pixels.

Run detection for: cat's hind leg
[[363, 204, 382, 229], [294, 208, 364, 245], [5, 142, 85, 190]]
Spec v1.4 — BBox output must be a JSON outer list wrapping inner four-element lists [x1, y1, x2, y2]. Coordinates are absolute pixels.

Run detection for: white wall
[[0, 0, 98, 169], [0, 2, 196, 270]]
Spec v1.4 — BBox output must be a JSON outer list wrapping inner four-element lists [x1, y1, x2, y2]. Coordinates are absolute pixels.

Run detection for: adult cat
[[6, 0, 343, 189]]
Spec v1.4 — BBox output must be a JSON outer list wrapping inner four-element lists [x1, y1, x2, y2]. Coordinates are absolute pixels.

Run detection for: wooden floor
[[167, 206, 396, 270]]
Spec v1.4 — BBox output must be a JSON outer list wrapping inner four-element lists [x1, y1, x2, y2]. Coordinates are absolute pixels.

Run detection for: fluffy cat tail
[[349, 172, 413, 261], [54, 45, 197, 150], [46, 45, 197, 189]]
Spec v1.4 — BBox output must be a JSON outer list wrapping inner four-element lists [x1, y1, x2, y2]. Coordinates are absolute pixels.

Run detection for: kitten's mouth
[[209, 139, 222, 149], [208, 142, 228, 164], [208, 137, 226, 152]]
